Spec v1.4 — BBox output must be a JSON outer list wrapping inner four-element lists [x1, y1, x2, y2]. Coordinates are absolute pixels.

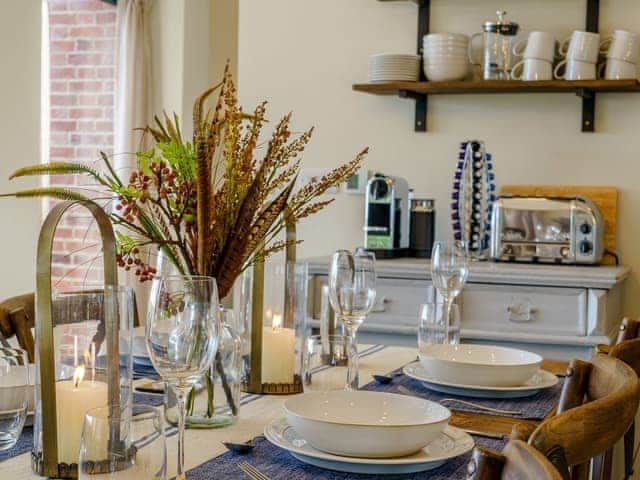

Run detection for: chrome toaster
[[490, 195, 605, 264]]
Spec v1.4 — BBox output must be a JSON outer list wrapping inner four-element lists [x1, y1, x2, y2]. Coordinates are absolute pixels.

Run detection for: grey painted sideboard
[[305, 257, 631, 360]]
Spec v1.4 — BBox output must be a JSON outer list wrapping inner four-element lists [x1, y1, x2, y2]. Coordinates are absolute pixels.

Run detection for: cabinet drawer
[[460, 284, 587, 336], [312, 276, 430, 328]]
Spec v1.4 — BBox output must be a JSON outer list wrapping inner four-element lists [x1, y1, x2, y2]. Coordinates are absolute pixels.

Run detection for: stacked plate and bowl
[[368, 53, 421, 82], [265, 389, 475, 474], [405, 344, 558, 398], [423, 33, 471, 81]]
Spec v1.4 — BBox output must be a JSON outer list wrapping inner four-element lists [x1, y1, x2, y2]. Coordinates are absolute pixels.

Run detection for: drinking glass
[[418, 303, 461, 351], [431, 241, 468, 344], [302, 335, 355, 392], [79, 405, 166, 479], [146, 276, 220, 480], [328, 250, 376, 390], [0, 347, 29, 451]]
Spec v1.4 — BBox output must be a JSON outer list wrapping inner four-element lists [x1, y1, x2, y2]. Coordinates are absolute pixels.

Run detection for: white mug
[[602, 30, 640, 64], [600, 58, 637, 80], [513, 31, 556, 62], [511, 58, 553, 80], [560, 31, 602, 63], [554, 59, 596, 80]]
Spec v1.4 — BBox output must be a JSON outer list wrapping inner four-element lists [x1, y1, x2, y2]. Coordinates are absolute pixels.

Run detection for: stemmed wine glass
[[146, 276, 220, 480], [328, 250, 376, 391], [431, 241, 469, 344]]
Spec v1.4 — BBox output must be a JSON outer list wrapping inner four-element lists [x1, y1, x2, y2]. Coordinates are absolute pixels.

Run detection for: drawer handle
[[372, 296, 389, 313], [507, 303, 537, 323]]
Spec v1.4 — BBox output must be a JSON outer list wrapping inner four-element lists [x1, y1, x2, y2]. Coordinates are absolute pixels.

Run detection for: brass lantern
[[32, 200, 134, 478], [241, 215, 308, 394]]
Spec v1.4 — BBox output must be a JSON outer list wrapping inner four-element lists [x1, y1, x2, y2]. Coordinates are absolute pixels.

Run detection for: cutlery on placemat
[[397, 386, 523, 416], [239, 462, 271, 480], [458, 428, 507, 440], [223, 438, 258, 454], [439, 398, 523, 416], [372, 372, 402, 385], [135, 381, 165, 394]]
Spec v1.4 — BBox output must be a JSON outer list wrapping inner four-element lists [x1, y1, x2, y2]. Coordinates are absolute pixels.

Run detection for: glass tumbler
[[418, 303, 461, 351], [0, 347, 29, 451], [302, 335, 356, 392], [79, 404, 166, 479]]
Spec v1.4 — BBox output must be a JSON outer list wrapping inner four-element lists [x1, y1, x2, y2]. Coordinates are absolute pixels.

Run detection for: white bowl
[[423, 63, 469, 81], [283, 390, 450, 458], [419, 344, 542, 387], [424, 54, 469, 63]]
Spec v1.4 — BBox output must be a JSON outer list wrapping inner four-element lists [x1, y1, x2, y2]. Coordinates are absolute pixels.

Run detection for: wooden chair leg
[[623, 421, 635, 479], [591, 451, 612, 480], [571, 462, 590, 480]]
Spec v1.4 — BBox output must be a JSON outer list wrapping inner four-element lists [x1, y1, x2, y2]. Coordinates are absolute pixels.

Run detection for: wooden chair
[[525, 353, 640, 480], [468, 439, 565, 480], [0, 290, 140, 362]]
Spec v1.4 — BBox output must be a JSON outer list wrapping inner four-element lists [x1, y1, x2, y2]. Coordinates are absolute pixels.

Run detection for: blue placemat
[[187, 434, 505, 480], [362, 368, 563, 420], [0, 392, 164, 462]]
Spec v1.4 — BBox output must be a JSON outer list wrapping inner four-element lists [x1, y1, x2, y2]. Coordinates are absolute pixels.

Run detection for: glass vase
[[164, 308, 242, 428]]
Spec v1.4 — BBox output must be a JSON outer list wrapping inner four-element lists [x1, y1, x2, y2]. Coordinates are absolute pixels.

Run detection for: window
[[45, 0, 117, 289]]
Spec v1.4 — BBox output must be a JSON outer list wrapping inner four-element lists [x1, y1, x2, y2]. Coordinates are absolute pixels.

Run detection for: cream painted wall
[[0, 1, 42, 297], [237, 0, 640, 315]]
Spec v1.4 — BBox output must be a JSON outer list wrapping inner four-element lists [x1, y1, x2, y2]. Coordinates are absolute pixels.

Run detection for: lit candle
[[55, 365, 108, 464], [261, 313, 295, 383]]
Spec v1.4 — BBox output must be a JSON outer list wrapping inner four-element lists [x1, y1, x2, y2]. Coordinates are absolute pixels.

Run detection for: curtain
[[114, 0, 153, 320]]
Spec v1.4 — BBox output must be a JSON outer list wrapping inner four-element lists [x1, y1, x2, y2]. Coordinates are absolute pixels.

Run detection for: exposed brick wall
[[47, 0, 116, 290]]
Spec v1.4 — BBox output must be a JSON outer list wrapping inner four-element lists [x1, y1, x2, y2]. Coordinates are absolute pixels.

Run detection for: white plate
[[264, 416, 474, 475], [403, 362, 558, 398]]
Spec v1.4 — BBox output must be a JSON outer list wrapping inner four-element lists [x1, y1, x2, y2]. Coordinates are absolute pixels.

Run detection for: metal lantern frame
[[244, 214, 304, 395], [32, 200, 122, 479]]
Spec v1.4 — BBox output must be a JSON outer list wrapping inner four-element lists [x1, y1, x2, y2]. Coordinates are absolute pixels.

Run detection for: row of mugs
[[512, 57, 637, 81], [513, 29, 640, 63]]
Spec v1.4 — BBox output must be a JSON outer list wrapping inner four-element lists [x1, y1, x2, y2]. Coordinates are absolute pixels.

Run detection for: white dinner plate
[[264, 416, 474, 475], [403, 362, 558, 399]]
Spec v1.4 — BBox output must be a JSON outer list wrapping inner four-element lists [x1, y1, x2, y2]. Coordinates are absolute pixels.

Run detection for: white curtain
[[114, 0, 153, 321]]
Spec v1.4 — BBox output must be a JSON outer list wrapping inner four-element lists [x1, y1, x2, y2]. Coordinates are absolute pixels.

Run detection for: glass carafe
[[469, 11, 519, 80]]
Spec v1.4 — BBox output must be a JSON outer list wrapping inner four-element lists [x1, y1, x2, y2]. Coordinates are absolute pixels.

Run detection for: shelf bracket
[[399, 90, 428, 131], [579, 0, 599, 132]]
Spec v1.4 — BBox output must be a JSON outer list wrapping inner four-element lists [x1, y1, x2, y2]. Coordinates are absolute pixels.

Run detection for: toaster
[[490, 195, 605, 264]]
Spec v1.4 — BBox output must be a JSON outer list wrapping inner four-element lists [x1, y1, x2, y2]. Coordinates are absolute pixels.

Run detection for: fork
[[239, 462, 272, 480], [397, 386, 523, 415]]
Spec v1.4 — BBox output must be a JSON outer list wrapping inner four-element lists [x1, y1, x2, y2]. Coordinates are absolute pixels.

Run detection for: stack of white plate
[[264, 390, 475, 475], [423, 33, 470, 82], [369, 53, 421, 82]]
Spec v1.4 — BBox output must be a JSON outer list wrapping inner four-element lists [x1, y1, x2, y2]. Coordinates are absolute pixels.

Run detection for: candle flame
[[272, 314, 283, 331], [73, 365, 85, 388]]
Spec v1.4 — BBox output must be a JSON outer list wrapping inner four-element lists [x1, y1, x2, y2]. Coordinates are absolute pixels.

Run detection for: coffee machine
[[364, 173, 410, 258]]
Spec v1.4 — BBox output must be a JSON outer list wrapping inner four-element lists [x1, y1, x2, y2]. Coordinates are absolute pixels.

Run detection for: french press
[[469, 11, 520, 80]]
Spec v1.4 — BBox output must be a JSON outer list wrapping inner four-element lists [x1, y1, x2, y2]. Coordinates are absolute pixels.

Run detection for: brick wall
[[47, 0, 116, 290]]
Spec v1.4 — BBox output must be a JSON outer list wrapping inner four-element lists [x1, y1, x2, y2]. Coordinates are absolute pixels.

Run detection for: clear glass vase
[[164, 308, 242, 428]]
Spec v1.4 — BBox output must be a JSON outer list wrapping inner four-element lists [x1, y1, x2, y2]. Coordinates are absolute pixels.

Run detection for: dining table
[[0, 344, 570, 480]]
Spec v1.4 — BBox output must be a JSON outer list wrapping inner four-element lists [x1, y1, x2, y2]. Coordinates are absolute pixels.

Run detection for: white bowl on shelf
[[423, 62, 470, 81], [424, 53, 469, 63], [419, 344, 542, 387], [283, 390, 451, 458], [424, 33, 470, 44]]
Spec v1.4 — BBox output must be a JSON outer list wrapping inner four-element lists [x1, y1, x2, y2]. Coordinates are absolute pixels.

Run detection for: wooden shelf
[[353, 79, 640, 96]]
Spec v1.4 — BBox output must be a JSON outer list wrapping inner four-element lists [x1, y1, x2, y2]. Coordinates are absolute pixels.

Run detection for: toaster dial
[[579, 240, 593, 255]]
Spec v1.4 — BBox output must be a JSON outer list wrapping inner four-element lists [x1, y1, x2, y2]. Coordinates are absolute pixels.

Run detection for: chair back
[[468, 439, 564, 480], [528, 354, 640, 468]]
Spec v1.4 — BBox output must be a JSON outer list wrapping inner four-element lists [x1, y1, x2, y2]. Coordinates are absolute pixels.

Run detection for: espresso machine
[[364, 173, 410, 258]]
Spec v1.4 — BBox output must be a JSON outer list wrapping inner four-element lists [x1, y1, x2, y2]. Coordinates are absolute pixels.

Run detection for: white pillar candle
[[261, 314, 295, 383], [55, 366, 108, 464]]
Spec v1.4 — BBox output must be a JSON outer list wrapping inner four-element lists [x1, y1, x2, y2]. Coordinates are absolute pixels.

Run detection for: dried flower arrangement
[[5, 67, 367, 300]]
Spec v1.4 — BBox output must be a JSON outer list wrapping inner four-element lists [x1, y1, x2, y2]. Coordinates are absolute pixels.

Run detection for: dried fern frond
[[10, 162, 102, 182], [0, 187, 91, 202]]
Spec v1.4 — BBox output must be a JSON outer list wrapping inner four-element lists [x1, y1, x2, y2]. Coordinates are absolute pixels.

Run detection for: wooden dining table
[[0, 345, 572, 480]]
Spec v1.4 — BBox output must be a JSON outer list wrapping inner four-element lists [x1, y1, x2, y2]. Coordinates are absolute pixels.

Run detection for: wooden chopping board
[[500, 185, 618, 264]]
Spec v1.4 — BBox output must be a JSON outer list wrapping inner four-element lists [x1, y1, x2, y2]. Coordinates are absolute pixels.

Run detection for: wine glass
[[146, 276, 220, 480], [431, 241, 469, 344], [328, 250, 376, 390], [79, 405, 166, 479]]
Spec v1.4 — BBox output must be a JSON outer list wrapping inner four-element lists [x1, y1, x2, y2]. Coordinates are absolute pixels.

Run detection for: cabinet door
[[460, 284, 588, 336]]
